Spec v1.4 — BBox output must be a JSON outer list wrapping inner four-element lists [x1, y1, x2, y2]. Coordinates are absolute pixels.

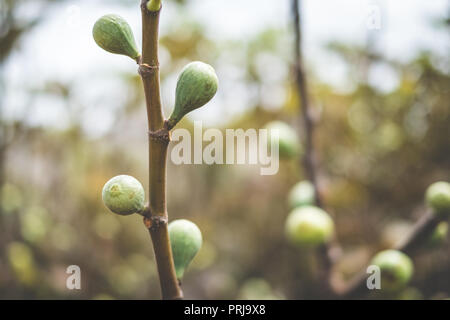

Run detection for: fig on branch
[[102, 175, 145, 215], [288, 180, 315, 209], [425, 181, 450, 215], [285, 205, 334, 247], [167, 61, 218, 129], [146, 0, 161, 12], [93, 14, 140, 61], [371, 249, 414, 291], [264, 121, 301, 159], [428, 221, 448, 247], [168, 219, 203, 279]]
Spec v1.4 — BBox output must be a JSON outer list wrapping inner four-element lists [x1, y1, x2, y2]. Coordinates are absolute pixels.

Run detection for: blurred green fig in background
[[102, 175, 145, 215], [288, 180, 315, 209], [285, 205, 334, 247], [264, 121, 301, 159], [169, 219, 203, 279], [93, 14, 140, 60], [428, 221, 448, 247], [425, 181, 450, 215], [167, 61, 218, 129], [371, 249, 414, 291]]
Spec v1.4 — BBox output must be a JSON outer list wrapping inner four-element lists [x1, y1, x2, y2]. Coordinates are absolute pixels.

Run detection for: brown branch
[[334, 210, 442, 299], [292, 0, 338, 298], [139, 1, 183, 300], [291, 0, 322, 208]]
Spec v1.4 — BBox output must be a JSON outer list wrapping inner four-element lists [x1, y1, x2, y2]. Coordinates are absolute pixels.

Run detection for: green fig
[[146, 0, 161, 11], [168, 219, 202, 279], [425, 181, 450, 215], [428, 221, 448, 247], [93, 14, 140, 60], [167, 61, 218, 129], [264, 121, 301, 159], [102, 175, 145, 215], [285, 205, 334, 247], [288, 180, 315, 209], [371, 250, 414, 291]]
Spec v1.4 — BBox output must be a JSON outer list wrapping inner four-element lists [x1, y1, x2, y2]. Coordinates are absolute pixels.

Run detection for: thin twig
[[139, 1, 183, 300], [291, 0, 322, 208], [292, 0, 337, 297]]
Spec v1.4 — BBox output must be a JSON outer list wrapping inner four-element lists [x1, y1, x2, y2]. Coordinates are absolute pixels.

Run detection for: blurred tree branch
[[291, 0, 322, 207], [291, 0, 339, 298]]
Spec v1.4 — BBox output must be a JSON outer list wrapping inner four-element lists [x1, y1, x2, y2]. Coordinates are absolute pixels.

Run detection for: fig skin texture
[[288, 180, 315, 209], [425, 181, 450, 215], [264, 121, 302, 159], [102, 175, 145, 215], [168, 219, 203, 279], [371, 249, 414, 291], [93, 14, 140, 60], [167, 61, 218, 129], [285, 205, 334, 247]]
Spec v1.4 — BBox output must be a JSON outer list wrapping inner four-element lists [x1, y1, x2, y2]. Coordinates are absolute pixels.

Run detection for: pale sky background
[[2, 0, 449, 137]]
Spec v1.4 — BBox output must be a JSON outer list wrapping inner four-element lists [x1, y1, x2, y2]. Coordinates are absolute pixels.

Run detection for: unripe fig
[[168, 219, 203, 279], [285, 206, 334, 247], [371, 250, 414, 291], [264, 121, 301, 159], [102, 175, 145, 215], [146, 0, 161, 11], [425, 181, 450, 215], [167, 61, 218, 129], [288, 180, 315, 209], [428, 221, 448, 246], [93, 14, 140, 60]]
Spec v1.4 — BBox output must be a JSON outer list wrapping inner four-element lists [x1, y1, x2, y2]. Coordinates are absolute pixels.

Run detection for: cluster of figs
[[285, 176, 450, 291], [94, 10, 218, 280], [264, 119, 450, 292]]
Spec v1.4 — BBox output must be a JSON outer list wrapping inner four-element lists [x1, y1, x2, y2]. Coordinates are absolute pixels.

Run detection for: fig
[[168, 219, 202, 279], [167, 61, 218, 129], [146, 0, 161, 11], [285, 205, 334, 247], [102, 175, 145, 215], [428, 221, 448, 247], [425, 181, 450, 215], [264, 121, 301, 159], [93, 14, 140, 60], [288, 180, 315, 209], [371, 249, 414, 291]]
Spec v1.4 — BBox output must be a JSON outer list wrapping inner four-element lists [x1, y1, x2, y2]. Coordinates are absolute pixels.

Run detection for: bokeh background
[[0, 0, 449, 299]]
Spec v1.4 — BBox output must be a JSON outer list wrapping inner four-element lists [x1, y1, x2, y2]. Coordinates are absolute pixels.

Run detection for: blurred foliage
[[0, 0, 449, 299]]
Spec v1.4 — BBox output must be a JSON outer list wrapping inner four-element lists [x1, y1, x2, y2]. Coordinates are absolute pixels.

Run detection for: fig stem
[[139, 0, 183, 300]]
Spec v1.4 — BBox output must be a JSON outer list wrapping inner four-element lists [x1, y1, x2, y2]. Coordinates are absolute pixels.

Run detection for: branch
[[334, 210, 442, 299], [292, 0, 338, 297], [139, 1, 183, 300], [291, 0, 322, 208]]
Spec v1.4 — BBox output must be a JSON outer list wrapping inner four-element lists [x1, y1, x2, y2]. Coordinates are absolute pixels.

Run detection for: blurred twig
[[291, 0, 338, 298], [291, 0, 322, 207]]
